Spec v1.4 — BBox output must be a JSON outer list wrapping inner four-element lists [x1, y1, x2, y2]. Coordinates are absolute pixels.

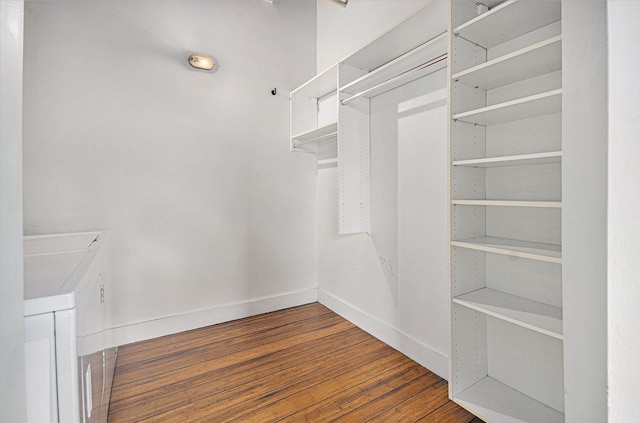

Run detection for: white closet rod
[[292, 131, 337, 148], [340, 53, 447, 105]]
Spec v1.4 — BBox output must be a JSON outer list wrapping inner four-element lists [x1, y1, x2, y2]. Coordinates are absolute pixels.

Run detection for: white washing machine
[[23, 231, 116, 423]]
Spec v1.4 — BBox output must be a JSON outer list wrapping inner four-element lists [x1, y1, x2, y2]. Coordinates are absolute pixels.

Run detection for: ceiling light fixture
[[188, 54, 215, 71]]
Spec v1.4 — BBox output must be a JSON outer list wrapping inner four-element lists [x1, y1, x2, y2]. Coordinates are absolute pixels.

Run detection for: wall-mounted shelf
[[452, 151, 562, 168], [340, 32, 447, 103], [340, 0, 448, 73], [451, 200, 561, 208], [290, 64, 338, 152], [453, 288, 563, 339], [453, 35, 562, 90], [337, 0, 447, 234], [291, 121, 337, 149], [455, 377, 565, 423], [453, 0, 561, 49], [453, 89, 562, 126], [291, 64, 338, 99], [451, 236, 562, 264], [341, 54, 447, 104], [290, 0, 447, 236]]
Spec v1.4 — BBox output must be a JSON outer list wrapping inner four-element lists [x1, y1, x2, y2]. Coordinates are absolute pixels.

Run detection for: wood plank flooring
[[108, 303, 482, 422]]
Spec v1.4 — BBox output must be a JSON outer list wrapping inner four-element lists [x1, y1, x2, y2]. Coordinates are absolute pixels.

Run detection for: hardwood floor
[[108, 303, 482, 422]]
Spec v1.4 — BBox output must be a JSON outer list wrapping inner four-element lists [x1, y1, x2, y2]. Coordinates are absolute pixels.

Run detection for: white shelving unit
[[336, 0, 447, 234], [290, 64, 338, 154], [291, 0, 447, 235], [340, 32, 448, 103], [449, 0, 564, 421]]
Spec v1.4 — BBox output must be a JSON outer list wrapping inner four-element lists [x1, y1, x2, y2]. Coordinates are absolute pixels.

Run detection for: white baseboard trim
[[318, 289, 449, 380], [107, 288, 318, 347]]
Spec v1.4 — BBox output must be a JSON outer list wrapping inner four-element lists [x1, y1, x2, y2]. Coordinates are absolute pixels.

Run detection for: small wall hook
[[271, 88, 277, 96]]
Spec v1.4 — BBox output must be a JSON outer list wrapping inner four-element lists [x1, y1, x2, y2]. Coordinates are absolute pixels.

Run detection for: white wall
[[23, 0, 318, 344], [607, 2, 640, 421], [0, 1, 27, 420], [316, 0, 450, 378]]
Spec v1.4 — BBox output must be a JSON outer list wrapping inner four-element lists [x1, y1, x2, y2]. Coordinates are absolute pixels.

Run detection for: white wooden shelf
[[451, 236, 561, 264], [291, 121, 337, 148], [341, 0, 447, 72], [317, 158, 338, 166], [454, 377, 564, 423], [453, 151, 562, 168], [454, 0, 561, 49], [340, 33, 447, 102], [451, 200, 561, 208], [290, 63, 338, 152], [453, 35, 562, 90], [290, 64, 337, 99], [332, 1, 445, 235], [453, 89, 562, 126], [453, 288, 563, 339]]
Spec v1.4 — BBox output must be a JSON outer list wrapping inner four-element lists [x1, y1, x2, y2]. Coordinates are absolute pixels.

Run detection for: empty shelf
[[291, 122, 337, 148], [341, 33, 447, 95], [341, 54, 446, 104], [454, 0, 561, 49], [451, 236, 561, 264], [454, 377, 564, 423], [453, 89, 562, 126], [454, 288, 562, 339], [451, 200, 561, 208], [453, 151, 562, 168], [453, 35, 562, 90], [290, 64, 337, 99], [341, 0, 447, 72], [317, 158, 338, 166]]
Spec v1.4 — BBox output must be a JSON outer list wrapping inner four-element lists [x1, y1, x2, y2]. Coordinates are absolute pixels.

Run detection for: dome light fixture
[[188, 54, 215, 71]]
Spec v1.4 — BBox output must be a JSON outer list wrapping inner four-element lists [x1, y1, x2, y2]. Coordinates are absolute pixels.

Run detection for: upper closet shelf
[[451, 236, 562, 264], [453, 35, 562, 90], [340, 33, 447, 103], [453, 287, 563, 340], [291, 64, 337, 99], [452, 151, 562, 168], [453, 89, 562, 126], [454, 0, 561, 49], [340, 0, 448, 72], [291, 121, 337, 148]]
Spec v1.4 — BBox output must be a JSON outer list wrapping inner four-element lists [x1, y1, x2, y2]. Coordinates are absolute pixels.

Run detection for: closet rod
[[292, 131, 337, 148], [340, 53, 447, 105]]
